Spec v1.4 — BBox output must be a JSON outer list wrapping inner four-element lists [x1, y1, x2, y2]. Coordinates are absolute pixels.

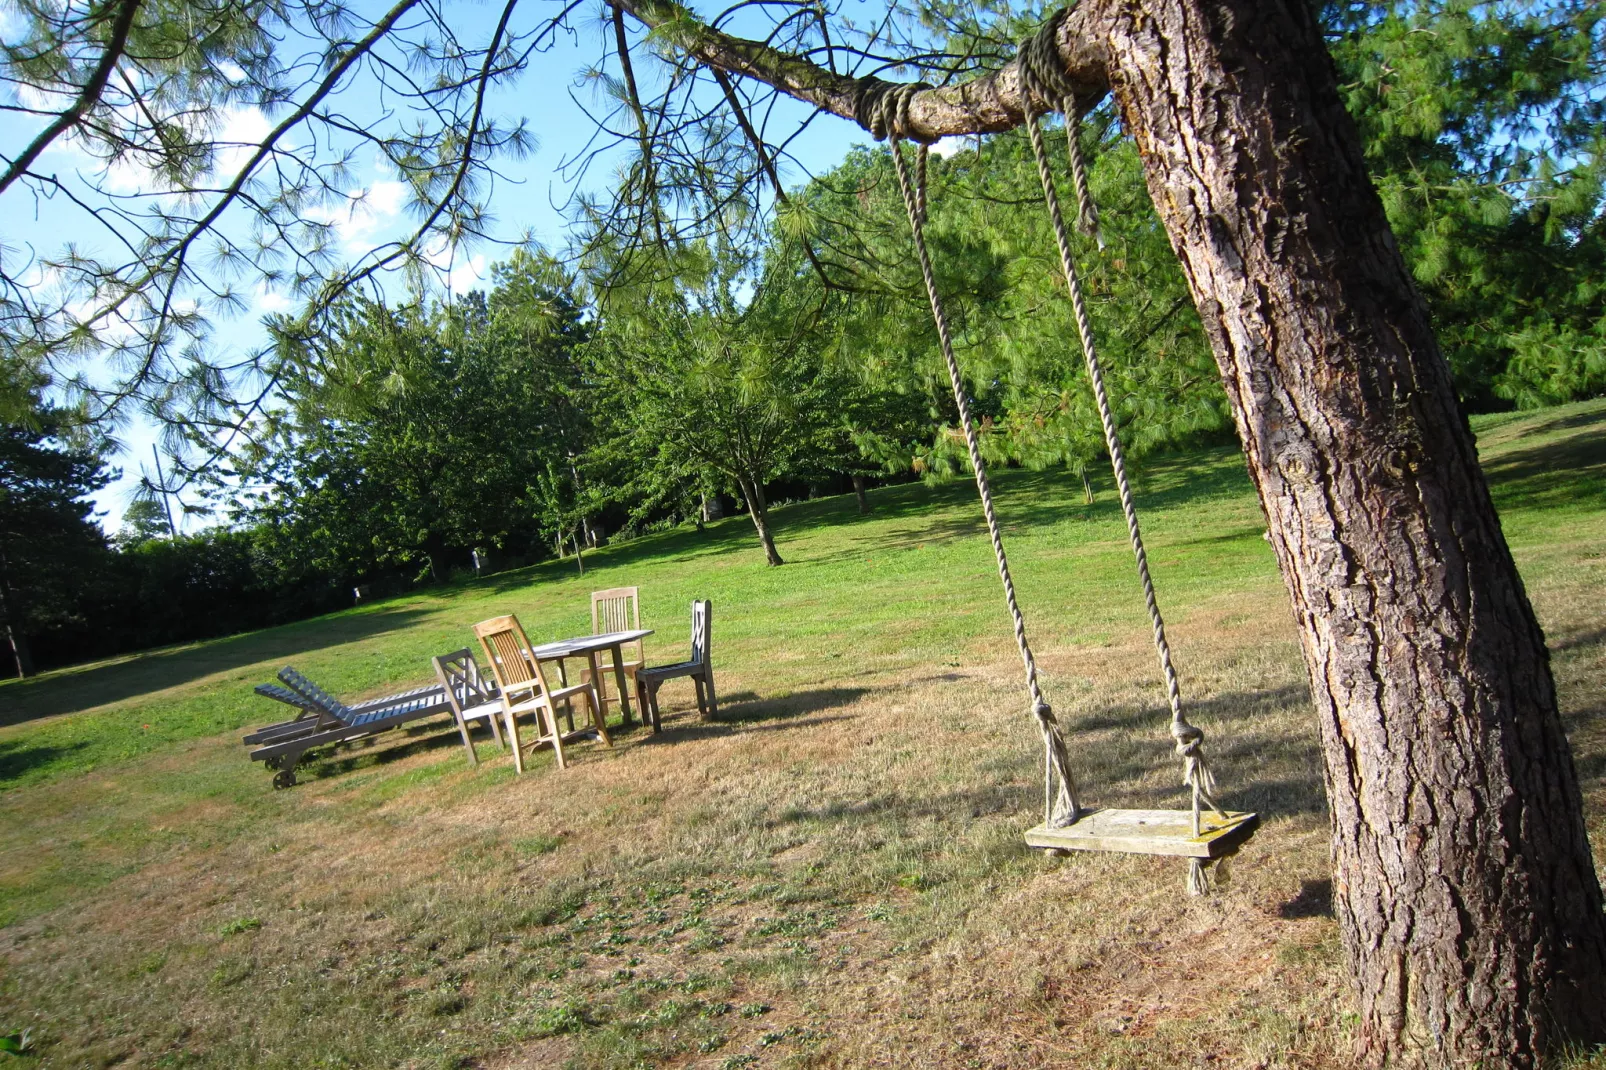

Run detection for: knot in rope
[[853, 79, 934, 143], [1015, 8, 1078, 114], [1170, 718, 1220, 809]]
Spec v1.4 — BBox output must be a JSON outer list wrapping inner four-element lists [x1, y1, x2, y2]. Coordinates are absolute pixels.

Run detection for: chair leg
[[456, 714, 479, 766], [693, 677, 707, 717], [590, 688, 613, 748], [488, 711, 505, 749], [505, 708, 525, 774], [546, 705, 567, 770]]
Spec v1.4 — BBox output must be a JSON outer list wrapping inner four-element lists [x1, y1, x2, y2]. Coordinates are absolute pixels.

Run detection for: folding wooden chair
[[635, 600, 715, 732], [473, 614, 609, 771], [431, 648, 507, 766]]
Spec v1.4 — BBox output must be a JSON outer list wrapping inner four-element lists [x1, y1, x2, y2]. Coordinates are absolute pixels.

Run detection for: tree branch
[[0, 0, 143, 198], [609, 0, 1112, 139]]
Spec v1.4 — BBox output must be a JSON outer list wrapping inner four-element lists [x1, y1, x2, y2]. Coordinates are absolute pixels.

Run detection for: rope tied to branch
[[1016, 11, 1101, 244], [853, 78, 934, 144], [869, 86, 1080, 830]]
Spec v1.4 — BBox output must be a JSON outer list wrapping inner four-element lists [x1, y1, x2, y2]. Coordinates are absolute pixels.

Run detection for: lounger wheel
[[272, 768, 298, 790], [264, 755, 284, 771]]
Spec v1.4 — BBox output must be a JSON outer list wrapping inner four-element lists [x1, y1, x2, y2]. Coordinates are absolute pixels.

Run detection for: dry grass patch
[[1, 401, 1603, 1067]]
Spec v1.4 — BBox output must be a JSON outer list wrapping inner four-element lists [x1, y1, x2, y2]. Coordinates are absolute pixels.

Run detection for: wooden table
[[529, 628, 653, 727]]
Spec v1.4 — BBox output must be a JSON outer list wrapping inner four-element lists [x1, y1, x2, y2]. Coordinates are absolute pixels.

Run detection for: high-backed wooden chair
[[472, 615, 609, 771], [431, 648, 506, 766], [582, 586, 644, 707], [634, 600, 715, 732]]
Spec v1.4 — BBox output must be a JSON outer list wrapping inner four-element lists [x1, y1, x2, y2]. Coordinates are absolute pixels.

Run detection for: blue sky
[[2, 0, 873, 533]]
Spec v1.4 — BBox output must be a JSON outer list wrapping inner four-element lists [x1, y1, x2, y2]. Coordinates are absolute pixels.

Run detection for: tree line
[[4, 0, 1604, 681]]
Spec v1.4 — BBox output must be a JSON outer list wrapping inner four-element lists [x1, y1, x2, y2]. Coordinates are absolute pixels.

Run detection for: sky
[[1, 0, 876, 534]]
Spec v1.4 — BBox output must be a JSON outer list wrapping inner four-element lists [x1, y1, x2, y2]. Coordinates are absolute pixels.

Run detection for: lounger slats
[[247, 667, 467, 787]]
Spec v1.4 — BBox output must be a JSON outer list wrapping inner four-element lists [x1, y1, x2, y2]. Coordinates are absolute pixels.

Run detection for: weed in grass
[[515, 833, 564, 856], [217, 917, 261, 936], [529, 1001, 592, 1038]]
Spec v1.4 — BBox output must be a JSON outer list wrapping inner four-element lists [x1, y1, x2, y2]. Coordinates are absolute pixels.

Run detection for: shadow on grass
[[0, 739, 91, 787], [1279, 878, 1334, 919], [801, 455, 1258, 563], [1551, 626, 1606, 656], [1, 605, 435, 729], [629, 687, 871, 749], [1483, 422, 1606, 512], [300, 715, 472, 782]]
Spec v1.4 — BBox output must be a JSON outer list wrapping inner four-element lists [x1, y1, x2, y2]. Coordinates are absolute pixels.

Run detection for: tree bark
[[1079, 468, 1094, 506], [737, 475, 784, 566], [5, 626, 32, 680], [1100, 2, 1606, 1064], [852, 474, 871, 514], [0, 548, 32, 679], [613, 0, 1606, 1062]]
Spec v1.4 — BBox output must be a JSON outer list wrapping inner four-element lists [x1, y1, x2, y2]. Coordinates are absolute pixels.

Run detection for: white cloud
[[212, 105, 276, 182], [930, 136, 971, 159], [254, 284, 293, 315], [310, 179, 413, 254], [424, 240, 487, 294]]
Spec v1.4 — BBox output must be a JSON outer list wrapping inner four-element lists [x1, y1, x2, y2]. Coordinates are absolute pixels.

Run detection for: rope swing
[[856, 14, 1258, 893]]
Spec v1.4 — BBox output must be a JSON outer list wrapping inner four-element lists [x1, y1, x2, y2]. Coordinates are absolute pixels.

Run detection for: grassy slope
[[0, 400, 1601, 1069]]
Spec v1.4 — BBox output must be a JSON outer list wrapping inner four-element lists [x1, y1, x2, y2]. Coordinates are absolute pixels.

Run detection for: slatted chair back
[[472, 615, 549, 698], [591, 586, 643, 659], [434, 648, 498, 709], [690, 600, 712, 667], [432, 647, 505, 766], [278, 667, 353, 719]]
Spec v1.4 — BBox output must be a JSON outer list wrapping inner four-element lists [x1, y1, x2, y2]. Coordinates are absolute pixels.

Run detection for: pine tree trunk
[[1079, 468, 1093, 505], [1100, 0, 1606, 1063], [5, 625, 31, 680], [0, 547, 31, 679], [738, 475, 784, 566], [852, 474, 871, 514]]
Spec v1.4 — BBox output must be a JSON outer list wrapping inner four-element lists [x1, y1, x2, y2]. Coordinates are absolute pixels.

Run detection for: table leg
[[610, 643, 634, 726], [586, 650, 609, 724]]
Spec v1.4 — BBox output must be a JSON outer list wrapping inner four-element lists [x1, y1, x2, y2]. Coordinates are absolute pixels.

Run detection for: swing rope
[[855, 17, 1235, 890], [1015, 27, 1226, 892], [1016, 24, 1225, 830], [867, 82, 1081, 830]]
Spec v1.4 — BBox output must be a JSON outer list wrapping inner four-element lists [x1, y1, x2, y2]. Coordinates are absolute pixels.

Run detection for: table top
[[528, 629, 653, 659]]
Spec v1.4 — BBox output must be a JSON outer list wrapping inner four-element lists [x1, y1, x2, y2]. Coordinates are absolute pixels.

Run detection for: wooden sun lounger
[[244, 667, 465, 789]]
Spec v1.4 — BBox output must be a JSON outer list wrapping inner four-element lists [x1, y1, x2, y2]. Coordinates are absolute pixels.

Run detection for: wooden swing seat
[[1024, 808, 1259, 859]]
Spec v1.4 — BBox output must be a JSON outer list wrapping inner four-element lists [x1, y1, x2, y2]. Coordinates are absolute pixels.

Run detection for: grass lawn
[[1, 400, 1603, 1069]]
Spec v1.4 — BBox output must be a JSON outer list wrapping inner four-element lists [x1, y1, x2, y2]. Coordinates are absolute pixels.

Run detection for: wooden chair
[[431, 648, 506, 766], [472, 615, 610, 772], [634, 600, 715, 732], [581, 586, 644, 711]]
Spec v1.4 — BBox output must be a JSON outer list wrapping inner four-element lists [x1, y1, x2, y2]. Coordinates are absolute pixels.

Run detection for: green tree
[[117, 496, 173, 547], [1327, 0, 1606, 407], [228, 257, 591, 581], [0, 410, 112, 677], [590, 265, 834, 565]]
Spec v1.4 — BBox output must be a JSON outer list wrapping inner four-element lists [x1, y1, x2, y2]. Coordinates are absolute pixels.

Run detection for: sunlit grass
[[0, 399, 1602, 1068]]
